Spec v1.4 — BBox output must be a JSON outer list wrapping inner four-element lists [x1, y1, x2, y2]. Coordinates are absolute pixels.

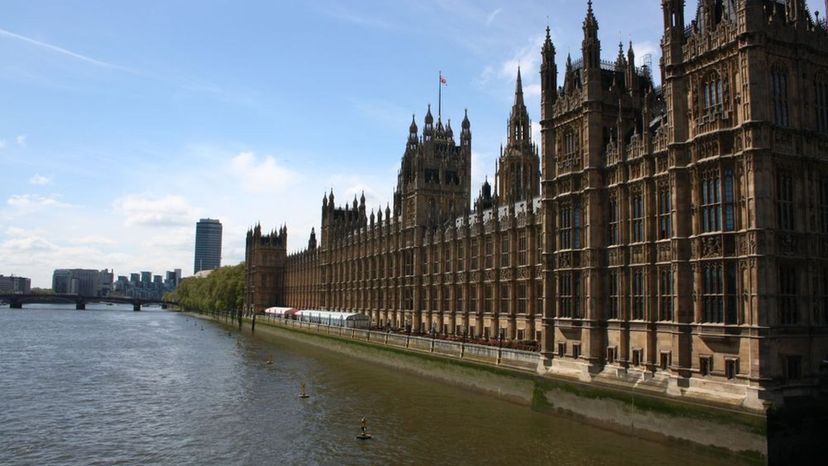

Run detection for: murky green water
[[0, 305, 752, 465]]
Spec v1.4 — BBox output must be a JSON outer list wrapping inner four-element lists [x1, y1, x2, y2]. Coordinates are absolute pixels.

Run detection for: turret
[[424, 105, 434, 141], [661, 0, 685, 66], [540, 25, 558, 119], [582, 0, 601, 72], [308, 228, 317, 249], [461, 109, 471, 147]]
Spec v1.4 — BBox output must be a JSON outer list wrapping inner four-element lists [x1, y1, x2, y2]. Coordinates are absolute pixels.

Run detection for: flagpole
[[438, 70, 442, 120]]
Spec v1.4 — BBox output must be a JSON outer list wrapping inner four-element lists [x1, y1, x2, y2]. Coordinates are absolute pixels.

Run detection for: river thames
[[0, 305, 753, 465]]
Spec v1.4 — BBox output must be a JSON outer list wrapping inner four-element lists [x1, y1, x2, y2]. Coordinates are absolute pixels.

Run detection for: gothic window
[[608, 270, 620, 320], [777, 170, 794, 230], [815, 74, 828, 133], [455, 286, 462, 314], [559, 204, 572, 249], [457, 244, 465, 271], [771, 66, 789, 127], [500, 284, 509, 314], [558, 272, 580, 318], [702, 72, 723, 116], [424, 168, 440, 183], [608, 195, 619, 245], [517, 283, 528, 314], [518, 231, 528, 265], [561, 127, 579, 170], [700, 169, 734, 233], [484, 285, 493, 313], [559, 201, 581, 249], [432, 247, 440, 274], [659, 268, 673, 321], [469, 287, 478, 313], [443, 286, 450, 311], [702, 264, 724, 323], [658, 186, 672, 240], [631, 193, 644, 243], [484, 237, 494, 268], [632, 270, 645, 320], [471, 239, 479, 270], [430, 287, 437, 311], [445, 246, 452, 273], [404, 250, 414, 276], [501, 236, 510, 267], [779, 265, 798, 325]]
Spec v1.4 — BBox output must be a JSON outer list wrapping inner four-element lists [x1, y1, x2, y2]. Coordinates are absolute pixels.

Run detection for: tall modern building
[[194, 218, 222, 273], [245, 1, 828, 410]]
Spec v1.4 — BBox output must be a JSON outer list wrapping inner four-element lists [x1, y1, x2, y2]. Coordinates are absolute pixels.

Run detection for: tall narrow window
[[608, 195, 619, 245], [815, 74, 828, 133], [433, 247, 440, 274], [444, 247, 452, 273], [484, 285, 493, 313], [723, 169, 735, 231], [726, 261, 738, 324], [536, 281, 543, 315], [471, 239, 479, 270], [702, 264, 724, 323], [518, 231, 528, 265], [443, 286, 450, 311], [632, 270, 645, 320], [631, 193, 644, 242], [573, 202, 582, 249], [772, 66, 789, 127], [659, 268, 673, 321], [457, 245, 465, 271], [701, 171, 721, 233], [501, 237, 510, 267], [500, 284, 510, 314], [608, 271, 620, 320], [658, 187, 672, 239], [559, 204, 572, 249], [778, 171, 794, 230], [702, 73, 723, 116], [469, 287, 477, 313], [484, 237, 494, 269], [517, 283, 527, 314], [779, 265, 798, 325], [558, 272, 579, 318]]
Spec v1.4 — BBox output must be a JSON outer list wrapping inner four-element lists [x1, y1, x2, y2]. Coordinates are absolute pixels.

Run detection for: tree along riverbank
[[164, 264, 244, 313]]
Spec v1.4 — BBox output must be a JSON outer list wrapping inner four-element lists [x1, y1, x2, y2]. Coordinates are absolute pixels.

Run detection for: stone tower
[[393, 106, 472, 228], [497, 67, 541, 205], [244, 224, 287, 313]]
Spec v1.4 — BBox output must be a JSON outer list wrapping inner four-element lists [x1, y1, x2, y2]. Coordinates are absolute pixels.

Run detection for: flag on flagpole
[[440, 74, 447, 86]]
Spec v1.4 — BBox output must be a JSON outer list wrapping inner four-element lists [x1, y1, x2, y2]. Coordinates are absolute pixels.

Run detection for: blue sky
[[0, 0, 666, 287]]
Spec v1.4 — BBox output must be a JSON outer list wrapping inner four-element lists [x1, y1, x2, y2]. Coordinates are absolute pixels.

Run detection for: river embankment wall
[[187, 311, 770, 461]]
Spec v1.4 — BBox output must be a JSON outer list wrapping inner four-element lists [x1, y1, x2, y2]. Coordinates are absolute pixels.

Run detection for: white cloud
[[485, 8, 502, 26], [113, 194, 198, 227], [16, 134, 27, 146], [29, 174, 51, 185], [7, 194, 68, 210], [229, 151, 297, 194], [69, 235, 117, 246]]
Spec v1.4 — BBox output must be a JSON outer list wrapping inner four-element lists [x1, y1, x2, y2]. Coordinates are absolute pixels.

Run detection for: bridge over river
[[0, 294, 175, 311]]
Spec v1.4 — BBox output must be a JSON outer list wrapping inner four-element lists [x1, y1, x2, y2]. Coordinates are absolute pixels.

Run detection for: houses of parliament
[[245, 0, 828, 410]]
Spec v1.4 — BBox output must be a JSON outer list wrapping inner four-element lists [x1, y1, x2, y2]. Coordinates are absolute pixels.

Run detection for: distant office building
[[130, 273, 140, 285], [98, 269, 113, 296], [115, 268, 182, 300], [115, 276, 129, 293], [52, 269, 108, 297], [194, 218, 222, 273], [141, 271, 151, 287], [0, 275, 31, 294]]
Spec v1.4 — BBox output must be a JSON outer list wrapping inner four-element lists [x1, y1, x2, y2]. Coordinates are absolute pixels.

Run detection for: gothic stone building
[[246, 0, 828, 409]]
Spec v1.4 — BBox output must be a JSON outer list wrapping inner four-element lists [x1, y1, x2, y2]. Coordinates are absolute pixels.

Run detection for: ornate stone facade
[[247, 1, 828, 409]]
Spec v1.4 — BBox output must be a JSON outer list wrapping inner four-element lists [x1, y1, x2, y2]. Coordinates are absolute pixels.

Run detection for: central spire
[[514, 66, 525, 108]]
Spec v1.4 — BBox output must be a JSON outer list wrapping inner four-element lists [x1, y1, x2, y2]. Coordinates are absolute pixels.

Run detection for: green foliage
[[164, 264, 245, 312]]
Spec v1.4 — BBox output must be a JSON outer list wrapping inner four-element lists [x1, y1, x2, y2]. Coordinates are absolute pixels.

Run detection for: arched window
[[814, 72, 828, 133], [702, 72, 723, 116], [771, 66, 789, 127]]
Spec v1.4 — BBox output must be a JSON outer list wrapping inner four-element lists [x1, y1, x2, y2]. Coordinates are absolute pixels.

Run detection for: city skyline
[[0, 1, 665, 287]]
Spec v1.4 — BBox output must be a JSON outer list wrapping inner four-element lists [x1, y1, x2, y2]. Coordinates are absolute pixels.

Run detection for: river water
[[0, 305, 750, 465]]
